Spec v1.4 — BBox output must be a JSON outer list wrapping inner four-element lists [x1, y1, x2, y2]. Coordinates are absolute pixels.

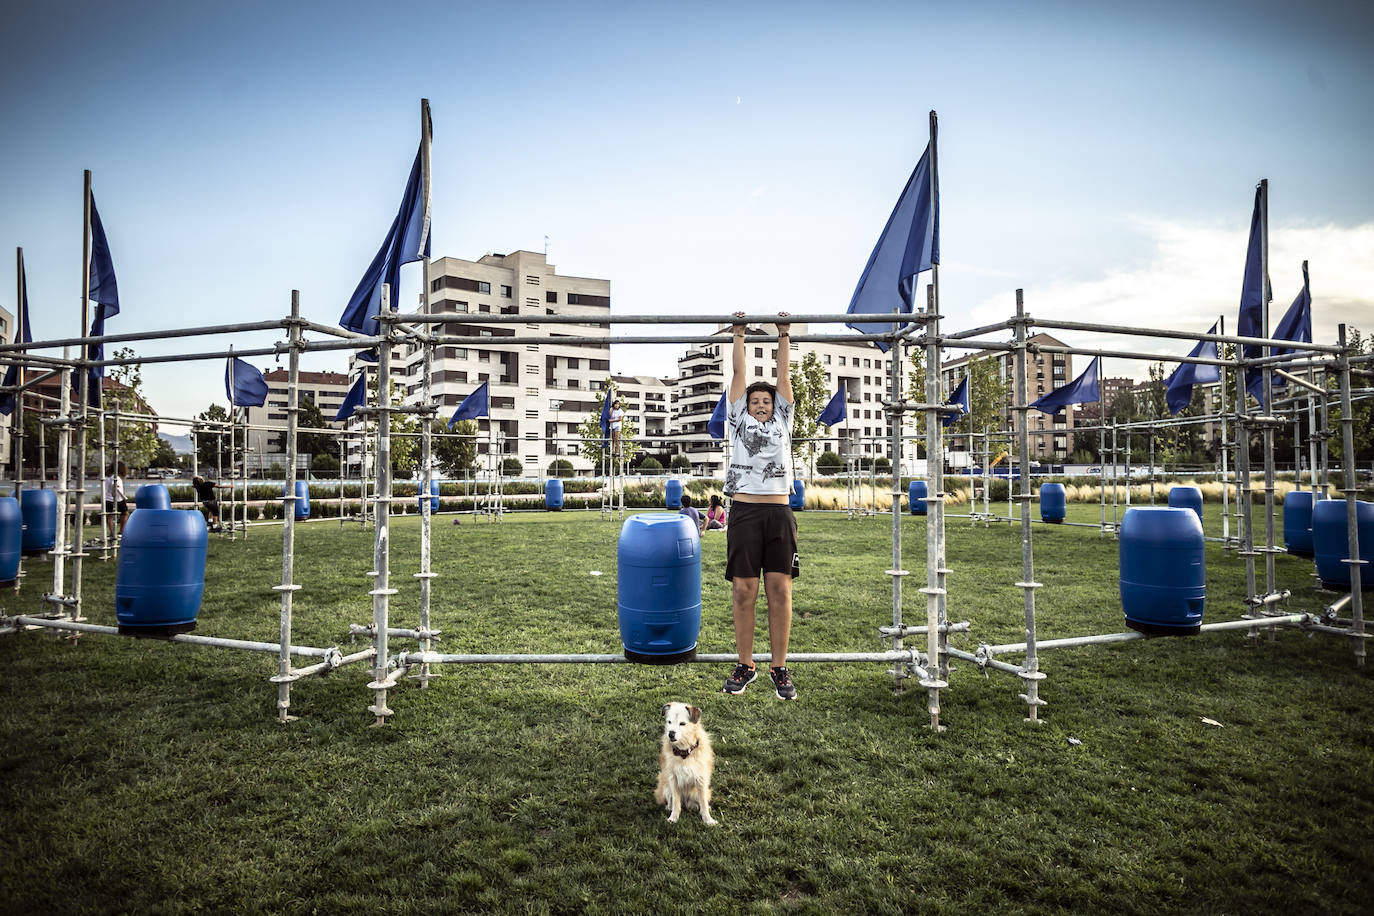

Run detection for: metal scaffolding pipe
[[7, 616, 339, 656], [980, 614, 1310, 656]]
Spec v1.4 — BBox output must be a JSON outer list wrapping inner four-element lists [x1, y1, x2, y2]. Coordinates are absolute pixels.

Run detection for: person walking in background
[[721, 311, 799, 701], [102, 461, 128, 539], [609, 398, 624, 456], [192, 475, 225, 533]]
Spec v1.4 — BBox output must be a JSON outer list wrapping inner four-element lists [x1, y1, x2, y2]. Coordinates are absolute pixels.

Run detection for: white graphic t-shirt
[[724, 392, 794, 496]]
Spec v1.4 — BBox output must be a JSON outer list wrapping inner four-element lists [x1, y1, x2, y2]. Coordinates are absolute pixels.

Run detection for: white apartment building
[[241, 369, 354, 467], [399, 250, 613, 473]]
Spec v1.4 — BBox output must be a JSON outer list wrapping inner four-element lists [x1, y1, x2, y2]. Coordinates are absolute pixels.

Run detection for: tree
[[638, 456, 664, 473], [669, 454, 692, 473], [434, 419, 477, 477], [20, 411, 59, 476], [817, 450, 843, 476], [788, 351, 829, 476], [297, 396, 340, 462], [547, 458, 574, 478], [149, 437, 179, 469], [194, 403, 231, 471], [365, 372, 419, 479], [578, 381, 640, 467], [908, 349, 1010, 457], [99, 347, 162, 470], [312, 453, 340, 477], [501, 457, 523, 477]]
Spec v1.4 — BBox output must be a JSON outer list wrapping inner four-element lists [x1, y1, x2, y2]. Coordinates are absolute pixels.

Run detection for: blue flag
[[1164, 323, 1222, 416], [1030, 357, 1100, 416], [817, 383, 847, 428], [84, 192, 120, 409], [224, 358, 268, 407], [1235, 184, 1273, 406], [707, 391, 728, 440], [339, 111, 433, 360], [0, 251, 32, 416], [449, 381, 489, 427], [1270, 263, 1312, 395], [334, 372, 368, 422], [943, 376, 969, 427], [846, 125, 939, 353]]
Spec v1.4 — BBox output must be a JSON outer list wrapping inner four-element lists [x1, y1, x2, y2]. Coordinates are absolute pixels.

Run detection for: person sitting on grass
[[192, 475, 225, 533], [678, 492, 706, 535], [705, 494, 727, 531]]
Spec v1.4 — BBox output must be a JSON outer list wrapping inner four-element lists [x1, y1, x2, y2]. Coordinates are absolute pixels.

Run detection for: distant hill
[[159, 432, 194, 455]]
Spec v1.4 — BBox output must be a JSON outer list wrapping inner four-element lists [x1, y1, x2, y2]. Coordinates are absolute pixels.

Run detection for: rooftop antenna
[[544, 235, 549, 257]]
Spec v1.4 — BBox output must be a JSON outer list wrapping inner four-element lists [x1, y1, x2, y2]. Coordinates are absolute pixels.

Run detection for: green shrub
[[639, 457, 664, 473], [502, 458, 523, 477], [547, 459, 575, 478], [669, 454, 692, 473], [817, 451, 843, 476]]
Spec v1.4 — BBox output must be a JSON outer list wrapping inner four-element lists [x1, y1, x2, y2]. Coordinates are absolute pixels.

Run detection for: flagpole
[[417, 97, 436, 688], [70, 170, 93, 623], [1258, 178, 1277, 603], [919, 109, 947, 732], [1218, 314, 1231, 551], [12, 249, 24, 500]]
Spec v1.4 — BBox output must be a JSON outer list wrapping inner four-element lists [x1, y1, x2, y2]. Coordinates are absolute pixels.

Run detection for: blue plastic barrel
[[285, 480, 310, 520], [0, 497, 21, 584], [617, 513, 701, 664], [790, 479, 805, 511], [115, 509, 208, 635], [545, 478, 564, 511], [909, 480, 928, 516], [1283, 491, 1317, 557], [1040, 483, 1067, 524], [418, 479, 440, 513], [135, 484, 171, 510], [1168, 486, 1204, 524], [1312, 498, 1374, 591], [1119, 507, 1206, 635], [664, 478, 684, 509], [20, 488, 57, 555]]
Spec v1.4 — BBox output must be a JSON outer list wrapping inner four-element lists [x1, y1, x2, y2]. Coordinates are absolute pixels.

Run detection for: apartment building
[[939, 333, 1077, 461], [239, 369, 353, 465], [399, 250, 613, 473]]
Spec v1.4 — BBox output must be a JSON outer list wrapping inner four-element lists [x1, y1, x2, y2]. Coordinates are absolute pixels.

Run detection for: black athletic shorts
[[725, 502, 799, 581], [104, 500, 128, 514]]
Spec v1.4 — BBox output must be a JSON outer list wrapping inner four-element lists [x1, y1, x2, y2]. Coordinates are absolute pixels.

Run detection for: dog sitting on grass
[[654, 702, 717, 826]]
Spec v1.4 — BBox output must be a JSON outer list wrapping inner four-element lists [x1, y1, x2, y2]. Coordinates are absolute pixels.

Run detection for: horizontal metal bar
[[980, 613, 1310, 655], [396, 649, 924, 666], [8, 616, 335, 656], [392, 311, 927, 327]]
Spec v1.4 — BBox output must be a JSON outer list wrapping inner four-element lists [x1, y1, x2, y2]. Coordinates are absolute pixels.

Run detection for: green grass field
[[2, 505, 1371, 914]]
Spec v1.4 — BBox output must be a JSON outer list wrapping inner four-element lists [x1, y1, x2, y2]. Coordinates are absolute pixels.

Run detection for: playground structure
[[1, 107, 1366, 729]]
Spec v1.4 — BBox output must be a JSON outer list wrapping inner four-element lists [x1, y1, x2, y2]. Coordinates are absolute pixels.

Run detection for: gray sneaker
[[769, 665, 797, 700], [722, 663, 757, 695]]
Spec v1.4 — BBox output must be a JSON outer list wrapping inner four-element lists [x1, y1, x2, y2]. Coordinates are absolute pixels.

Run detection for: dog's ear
[[687, 705, 701, 723], [661, 703, 670, 716]]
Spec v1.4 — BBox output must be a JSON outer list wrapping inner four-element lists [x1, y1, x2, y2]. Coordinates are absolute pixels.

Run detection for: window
[[754, 366, 763, 377], [525, 365, 539, 375], [477, 281, 491, 294], [479, 351, 490, 362], [525, 298, 540, 308], [823, 354, 831, 365], [478, 303, 490, 313], [500, 285, 512, 298], [839, 356, 846, 367], [754, 347, 763, 358], [566, 293, 611, 307], [525, 275, 540, 285], [546, 291, 557, 303]]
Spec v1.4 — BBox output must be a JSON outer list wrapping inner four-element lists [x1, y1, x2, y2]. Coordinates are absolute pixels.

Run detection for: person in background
[[609, 398, 624, 456], [192, 475, 225, 533], [678, 492, 706, 534], [705, 494, 727, 531], [721, 311, 799, 701], [102, 461, 128, 539]]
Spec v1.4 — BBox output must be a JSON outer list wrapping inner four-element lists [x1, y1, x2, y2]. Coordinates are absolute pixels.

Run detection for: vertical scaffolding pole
[[1235, 315, 1258, 624], [1336, 325, 1365, 665], [70, 171, 93, 623], [274, 291, 304, 722], [368, 287, 396, 724], [1012, 291, 1045, 720], [417, 112, 437, 686], [918, 109, 947, 731], [886, 310, 906, 689], [1259, 180, 1278, 602], [48, 362, 73, 612]]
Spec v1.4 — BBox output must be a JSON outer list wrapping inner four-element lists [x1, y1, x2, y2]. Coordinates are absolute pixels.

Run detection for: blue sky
[[2, 0, 1371, 429]]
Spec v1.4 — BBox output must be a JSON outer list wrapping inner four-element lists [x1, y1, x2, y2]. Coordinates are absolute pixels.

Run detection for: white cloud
[[963, 219, 1374, 379]]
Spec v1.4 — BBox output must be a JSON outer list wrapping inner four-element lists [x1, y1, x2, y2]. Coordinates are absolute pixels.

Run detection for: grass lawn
[[1, 505, 1371, 914]]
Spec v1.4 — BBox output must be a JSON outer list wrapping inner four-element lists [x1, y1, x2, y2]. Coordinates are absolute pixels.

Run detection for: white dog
[[654, 702, 717, 826]]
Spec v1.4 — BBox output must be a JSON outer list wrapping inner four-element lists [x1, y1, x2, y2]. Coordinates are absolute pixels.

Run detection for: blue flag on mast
[[845, 117, 939, 353], [1270, 262, 1312, 394], [1164, 323, 1222, 416], [0, 251, 33, 415], [817, 383, 847, 428], [707, 391, 728, 440], [339, 106, 433, 360], [224, 358, 269, 407], [942, 375, 969, 427], [1030, 357, 1100, 415], [1235, 183, 1272, 406], [448, 381, 489, 427], [334, 372, 368, 422], [85, 191, 120, 408]]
